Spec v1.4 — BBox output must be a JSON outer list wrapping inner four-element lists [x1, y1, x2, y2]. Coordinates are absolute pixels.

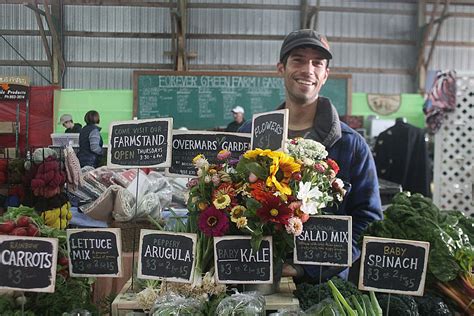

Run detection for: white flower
[[285, 217, 303, 236], [297, 181, 323, 215], [302, 157, 315, 167], [194, 157, 209, 170], [285, 138, 328, 161]]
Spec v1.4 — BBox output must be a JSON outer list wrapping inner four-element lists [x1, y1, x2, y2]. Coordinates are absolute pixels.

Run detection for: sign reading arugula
[[359, 236, 430, 296], [0, 235, 58, 293], [166, 130, 251, 177], [138, 230, 197, 283], [0, 76, 29, 101], [214, 236, 273, 284], [108, 118, 173, 168], [294, 215, 352, 267], [66, 228, 122, 277], [251, 109, 288, 151]]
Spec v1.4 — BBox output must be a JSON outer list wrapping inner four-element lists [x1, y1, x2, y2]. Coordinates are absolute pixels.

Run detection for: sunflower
[[256, 195, 293, 225], [243, 148, 272, 159], [266, 152, 300, 195]]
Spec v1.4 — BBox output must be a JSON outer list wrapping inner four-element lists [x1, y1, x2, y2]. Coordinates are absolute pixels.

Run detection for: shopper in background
[[77, 110, 103, 168], [225, 106, 246, 132], [60, 114, 82, 133], [239, 29, 383, 283]]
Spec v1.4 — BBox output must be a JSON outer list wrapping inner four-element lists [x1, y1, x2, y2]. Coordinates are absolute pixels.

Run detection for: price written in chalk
[[359, 237, 430, 296], [214, 236, 273, 284]]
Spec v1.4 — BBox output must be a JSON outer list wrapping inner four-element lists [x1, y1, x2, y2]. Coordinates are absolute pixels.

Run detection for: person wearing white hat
[[225, 106, 246, 132], [59, 114, 82, 133]]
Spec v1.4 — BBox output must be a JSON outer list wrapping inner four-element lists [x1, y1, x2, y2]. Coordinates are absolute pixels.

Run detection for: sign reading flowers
[[186, 137, 347, 283]]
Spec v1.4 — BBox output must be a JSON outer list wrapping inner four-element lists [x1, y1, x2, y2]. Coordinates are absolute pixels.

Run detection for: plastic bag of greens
[[215, 291, 265, 316], [150, 293, 203, 315]]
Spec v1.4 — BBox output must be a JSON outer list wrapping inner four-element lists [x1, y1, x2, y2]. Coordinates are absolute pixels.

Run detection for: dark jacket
[[225, 120, 246, 132], [374, 121, 430, 196], [65, 123, 82, 133], [239, 97, 383, 282], [78, 124, 103, 168]]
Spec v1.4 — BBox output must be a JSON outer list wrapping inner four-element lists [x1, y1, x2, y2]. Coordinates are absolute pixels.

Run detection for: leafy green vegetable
[[376, 294, 418, 316], [414, 292, 453, 316]]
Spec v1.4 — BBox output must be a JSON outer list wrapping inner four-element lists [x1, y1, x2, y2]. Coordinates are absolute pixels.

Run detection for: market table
[[111, 277, 300, 315]]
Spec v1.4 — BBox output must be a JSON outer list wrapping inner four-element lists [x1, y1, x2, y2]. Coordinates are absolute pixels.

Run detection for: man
[[59, 114, 82, 133], [240, 29, 383, 283], [225, 106, 246, 132]]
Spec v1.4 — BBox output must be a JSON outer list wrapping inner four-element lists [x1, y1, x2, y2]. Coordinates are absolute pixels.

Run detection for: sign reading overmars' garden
[[138, 230, 196, 283], [214, 236, 273, 284], [108, 118, 173, 168], [359, 236, 430, 296], [166, 130, 251, 177], [294, 215, 352, 267], [66, 228, 122, 277], [251, 109, 288, 151], [0, 236, 58, 293]]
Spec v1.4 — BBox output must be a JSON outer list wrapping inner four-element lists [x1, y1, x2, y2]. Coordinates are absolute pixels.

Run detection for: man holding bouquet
[[240, 29, 383, 283]]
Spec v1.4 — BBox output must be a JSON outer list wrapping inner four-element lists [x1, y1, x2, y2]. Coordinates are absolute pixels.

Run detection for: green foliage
[[414, 292, 453, 316], [362, 192, 474, 283], [376, 294, 419, 316]]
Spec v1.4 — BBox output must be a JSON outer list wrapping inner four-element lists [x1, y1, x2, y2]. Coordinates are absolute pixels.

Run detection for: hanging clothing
[[423, 70, 456, 134], [374, 121, 431, 197]]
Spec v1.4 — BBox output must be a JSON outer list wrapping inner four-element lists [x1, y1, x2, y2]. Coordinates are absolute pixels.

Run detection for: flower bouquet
[[186, 138, 346, 285]]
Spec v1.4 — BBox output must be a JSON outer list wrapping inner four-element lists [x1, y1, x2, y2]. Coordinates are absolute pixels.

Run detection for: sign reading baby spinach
[[0, 236, 58, 293], [138, 230, 197, 283], [166, 130, 251, 177], [66, 228, 122, 277], [294, 215, 352, 266], [108, 118, 173, 168], [214, 236, 273, 284], [251, 109, 288, 151], [359, 236, 430, 296]]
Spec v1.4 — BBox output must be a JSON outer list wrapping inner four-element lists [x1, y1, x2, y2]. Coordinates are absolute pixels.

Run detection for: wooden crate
[[111, 277, 299, 315]]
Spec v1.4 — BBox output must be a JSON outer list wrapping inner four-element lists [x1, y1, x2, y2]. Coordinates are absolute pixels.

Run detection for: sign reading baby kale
[[166, 130, 251, 177], [108, 118, 173, 168], [0, 236, 58, 293], [294, 215, 352, 266], [214, 236, 273, 284], [0, 76, 29, 101], [359, 236, 430, 296], [138, 230, 196, 283], [66, 228, 122, 277], [251, 109, 288, 151]]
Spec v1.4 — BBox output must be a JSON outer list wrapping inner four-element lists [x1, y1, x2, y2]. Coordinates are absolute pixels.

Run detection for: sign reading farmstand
[[359, 236, 430, 296], [0, 235, 58, 293], [108, 118, 173, 168]]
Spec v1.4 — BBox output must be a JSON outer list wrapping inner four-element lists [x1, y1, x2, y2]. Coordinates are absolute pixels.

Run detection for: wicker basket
[[111, 220, 159, 252]]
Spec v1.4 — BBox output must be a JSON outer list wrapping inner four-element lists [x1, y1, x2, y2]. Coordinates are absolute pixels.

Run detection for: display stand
[[111, 277, 299, 316], [433, 73, 474, 215]]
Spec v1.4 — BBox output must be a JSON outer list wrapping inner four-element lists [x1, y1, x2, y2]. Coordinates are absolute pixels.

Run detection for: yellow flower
[[230, 205, 247, 222], [244, 148, 272, 159], [213, 194, 231, 209], [266, 153, 301, 195], [236, 217, 248, 229], [192, 154, 205, 164], [198, 202, 208, 211]]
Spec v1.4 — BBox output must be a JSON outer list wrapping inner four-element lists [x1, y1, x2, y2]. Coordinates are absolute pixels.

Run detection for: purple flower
[[198, 206, 229, 237]]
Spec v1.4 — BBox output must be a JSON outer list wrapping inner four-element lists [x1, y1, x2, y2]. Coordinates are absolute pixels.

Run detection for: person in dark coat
[[239, 29, 383, 283], [59, 114, 82, 133], [77, 110, 103, 168], [225, 106, 246, 132]]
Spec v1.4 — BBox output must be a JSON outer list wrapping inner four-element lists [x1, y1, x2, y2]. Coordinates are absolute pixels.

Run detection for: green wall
[[352, 93, 426, 129], [54, 90, 426, 143], [54, 90, 133, 144]]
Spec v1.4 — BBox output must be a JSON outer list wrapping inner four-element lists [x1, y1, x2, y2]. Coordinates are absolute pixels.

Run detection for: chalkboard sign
[[108, 118, 173, 168], [0, 236, 58, 293], [294, 215, 352, 267], [138, 230, 197, 283], [214, 236, 273, 284], [67, 228, 122, 277], [251, 109, 288, 151], [166, 130, 251, 177], [359, 236, 430, 296], [133, 71, 351, 130]]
